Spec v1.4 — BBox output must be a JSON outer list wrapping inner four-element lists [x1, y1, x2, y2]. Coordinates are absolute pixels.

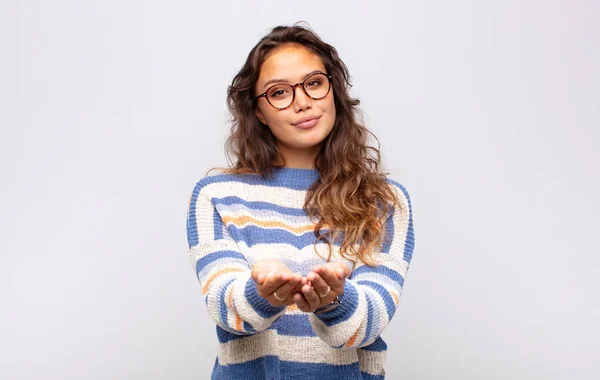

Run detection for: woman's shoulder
[[189, 167, 261, 200], [384, 174, 411, 204]]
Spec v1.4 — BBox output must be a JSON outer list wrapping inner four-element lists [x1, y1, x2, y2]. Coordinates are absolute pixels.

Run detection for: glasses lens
[[266, 84, 294, 109], [265, 73, 331, 109], [304, 73, 330, 99]]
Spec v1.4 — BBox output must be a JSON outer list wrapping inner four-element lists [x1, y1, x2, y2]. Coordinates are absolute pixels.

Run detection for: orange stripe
[[235, 315, 242, 331], [222, 215, 330, 234], [287, 303, 299, 312], [228, 284, 235, 309], [227, 285, 244, 331], [345, 327, 361, 347], [224, 283, 245, 332], [391, 291, 399, 305], [202, 267, 245, 295]]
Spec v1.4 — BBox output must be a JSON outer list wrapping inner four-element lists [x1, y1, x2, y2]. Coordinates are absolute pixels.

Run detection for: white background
[[1, 1, 599, 379]]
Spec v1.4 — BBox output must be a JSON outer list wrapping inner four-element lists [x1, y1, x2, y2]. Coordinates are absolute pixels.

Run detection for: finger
[[294, 292, 311, 313], [322, 262, 349, 279], [314, 266, 344, 294], [291, 276, 306, 294], [306, 272, 333, 300], [340, 263, 351, 278], [291, 276, 310, 295], [272, 274, 302, 300], [255, 272, 266, 285], [260, 272, 288, 294], [335, 263, 350, 280], [301, 283, 322, 311], [251, 262, 270, 283]]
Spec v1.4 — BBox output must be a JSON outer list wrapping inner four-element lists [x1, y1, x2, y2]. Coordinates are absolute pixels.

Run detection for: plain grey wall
[[1, 0, 598, 379]]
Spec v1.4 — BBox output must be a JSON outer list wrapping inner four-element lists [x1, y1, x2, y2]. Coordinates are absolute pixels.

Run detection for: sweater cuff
[[244, 276, 286, 318], [313, 280, 359, 325]]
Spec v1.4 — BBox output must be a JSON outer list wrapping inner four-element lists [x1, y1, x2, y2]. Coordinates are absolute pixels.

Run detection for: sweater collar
[[271, 166, 320, 189]]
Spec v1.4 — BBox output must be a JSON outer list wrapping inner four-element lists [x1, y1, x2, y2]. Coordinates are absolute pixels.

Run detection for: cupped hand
[[294, 261, 350, 313], [251, 259, 303, 307]]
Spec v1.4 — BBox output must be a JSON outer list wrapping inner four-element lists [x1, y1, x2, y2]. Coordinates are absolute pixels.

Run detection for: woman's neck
[[273, 143, 321, 169]]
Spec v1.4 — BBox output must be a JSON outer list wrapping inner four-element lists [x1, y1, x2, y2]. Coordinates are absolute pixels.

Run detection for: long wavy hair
[[208, 22, 403, 267]]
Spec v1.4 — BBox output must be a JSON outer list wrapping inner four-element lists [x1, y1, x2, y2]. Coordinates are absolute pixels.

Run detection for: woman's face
[[255, 44, 336, 164]]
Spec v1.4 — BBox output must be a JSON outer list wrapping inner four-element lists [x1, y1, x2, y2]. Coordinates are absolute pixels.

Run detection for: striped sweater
[[185, 167, 415, 380]]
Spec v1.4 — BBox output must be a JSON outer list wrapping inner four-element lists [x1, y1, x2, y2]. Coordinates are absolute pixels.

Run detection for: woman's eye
[[271, 89, 288, 98], [307, 80, 322, 87]]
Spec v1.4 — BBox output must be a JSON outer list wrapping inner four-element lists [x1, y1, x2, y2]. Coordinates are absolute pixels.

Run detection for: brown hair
[[208, 22, 403, 267]]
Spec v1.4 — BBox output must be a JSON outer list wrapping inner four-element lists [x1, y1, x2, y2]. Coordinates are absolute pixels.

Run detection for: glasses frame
[[255, 71, 333, 110]]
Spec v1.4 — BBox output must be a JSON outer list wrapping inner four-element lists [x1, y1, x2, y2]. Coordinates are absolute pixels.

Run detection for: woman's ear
[[255, 107, 266, 125]]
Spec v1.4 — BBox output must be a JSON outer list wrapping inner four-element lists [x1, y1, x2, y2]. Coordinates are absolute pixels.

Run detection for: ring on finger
[[318, 285, 331, 298], [273, 291, 286, 301]]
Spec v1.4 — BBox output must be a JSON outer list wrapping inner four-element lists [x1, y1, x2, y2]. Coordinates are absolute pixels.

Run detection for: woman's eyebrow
[[262, 70, 323, 89]]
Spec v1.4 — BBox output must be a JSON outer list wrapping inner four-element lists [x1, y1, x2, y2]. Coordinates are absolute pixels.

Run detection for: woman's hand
[[251, 259, 303, 307], [294, 262, 350, 313]]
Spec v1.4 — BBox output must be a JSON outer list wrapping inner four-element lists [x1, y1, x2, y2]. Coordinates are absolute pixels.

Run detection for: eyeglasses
[[255, 72, 333, 110]]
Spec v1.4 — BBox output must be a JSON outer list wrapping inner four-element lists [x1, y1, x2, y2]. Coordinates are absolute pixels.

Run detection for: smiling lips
[[293, 115, 320, 129]]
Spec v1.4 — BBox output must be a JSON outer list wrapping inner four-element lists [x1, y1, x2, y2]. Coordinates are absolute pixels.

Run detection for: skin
[[251, 259, 350, 312], [255, 44, 336, 169], [251, 44, 349, 312]]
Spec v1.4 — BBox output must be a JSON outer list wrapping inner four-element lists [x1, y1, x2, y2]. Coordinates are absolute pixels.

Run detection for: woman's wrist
[[313, 294, 342, 314]]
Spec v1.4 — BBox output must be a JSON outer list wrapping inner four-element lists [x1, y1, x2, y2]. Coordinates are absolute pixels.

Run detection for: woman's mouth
[[293, 116, 320, 129]]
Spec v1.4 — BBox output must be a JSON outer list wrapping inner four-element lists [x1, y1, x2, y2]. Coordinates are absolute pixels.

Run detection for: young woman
[[186, 23, 415, 380]]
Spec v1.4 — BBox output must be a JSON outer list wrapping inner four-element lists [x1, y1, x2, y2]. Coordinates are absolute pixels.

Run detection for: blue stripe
[[361, 336, 388, 352], [359, 294, 374, 346], [382, 207, 395, 253], [195, 250, 247, 276], [186, 183, 202, 247], [360, 372, 385, 380], [351, 265, 404, 288], [280, 360, 363, 380], [242, 320, 256, 333], [212, 355, 282, 380], [213, 196, 310, 216], [215, 325, 251, 343], [215, 325, 239, 343], [228, 224, 343, 249], [357, 280, 396, 320], [404, 215, 414, 262], [272, 314, 316, 336], [389, 179, 415, 263], [192, 169, 319, 192], [213, 207, 224, 240], [279, 258, 328, 276], [218, 278, 235, 326], [243, 277, 286, 318]]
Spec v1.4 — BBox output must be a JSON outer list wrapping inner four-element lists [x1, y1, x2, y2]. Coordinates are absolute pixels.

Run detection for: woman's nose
[[292, 85, 311, 111]]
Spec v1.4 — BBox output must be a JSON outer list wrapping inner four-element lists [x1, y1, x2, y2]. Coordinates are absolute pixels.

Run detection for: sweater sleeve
[[186, 180, 287, 335], [308, 181, 415, 348]]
